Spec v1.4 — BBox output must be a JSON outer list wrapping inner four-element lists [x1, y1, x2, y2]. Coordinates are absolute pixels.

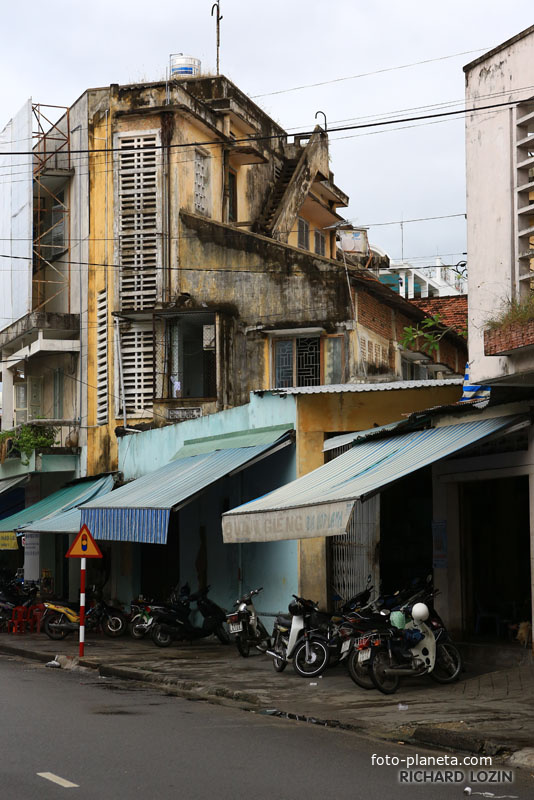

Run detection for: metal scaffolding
[[32, 103, 71, 311]]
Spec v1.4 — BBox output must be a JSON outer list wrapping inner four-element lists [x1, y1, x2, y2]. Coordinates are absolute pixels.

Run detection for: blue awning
[[81, 434, 292, 544], [222, 416, 524, 543], [17, 475, 114, 535], [0, 476, 115, 533]]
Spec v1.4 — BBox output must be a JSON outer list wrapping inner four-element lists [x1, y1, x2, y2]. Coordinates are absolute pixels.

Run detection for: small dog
[[516, 621, 532, 647]]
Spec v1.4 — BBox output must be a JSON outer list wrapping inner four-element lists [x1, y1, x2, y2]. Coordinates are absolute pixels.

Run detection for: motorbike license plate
[[229, 622, 243, 633], [358, 648, 371, 663], [341, 639, 351, 654]]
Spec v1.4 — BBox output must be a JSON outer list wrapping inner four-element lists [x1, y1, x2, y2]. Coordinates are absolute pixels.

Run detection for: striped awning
[[81, 435, 292, 545], [222, 416, 523, 543]]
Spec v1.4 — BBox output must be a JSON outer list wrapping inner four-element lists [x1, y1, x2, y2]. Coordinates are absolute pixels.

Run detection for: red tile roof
[[410, 295, 468, 335]]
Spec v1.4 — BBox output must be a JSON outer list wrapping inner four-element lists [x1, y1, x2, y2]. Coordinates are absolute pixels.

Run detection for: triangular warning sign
[[66, 524, 103, 559]]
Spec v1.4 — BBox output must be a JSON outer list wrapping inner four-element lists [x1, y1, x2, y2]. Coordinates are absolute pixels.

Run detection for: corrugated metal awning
[[0, 476, 116, 533], [81, 434, 292, 545], [17, 475, 114, 535], [0, 475, 29, 495], [173, 424, 293, 460], [222, 416, 523, 544], [323, 421, 406, 452]]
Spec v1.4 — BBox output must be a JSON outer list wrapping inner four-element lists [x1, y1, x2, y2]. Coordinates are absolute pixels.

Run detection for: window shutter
[[117, 134, 159, 310], [120, 324, 154, 415], [96, 289, 109, 424]]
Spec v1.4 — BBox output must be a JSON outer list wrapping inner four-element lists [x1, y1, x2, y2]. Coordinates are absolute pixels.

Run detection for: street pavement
[[5, 654, 534, 800], [1, 631, 534, 767]]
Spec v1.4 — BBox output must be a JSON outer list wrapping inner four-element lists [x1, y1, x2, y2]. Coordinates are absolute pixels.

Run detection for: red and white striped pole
[[79, 557, 86, 658]]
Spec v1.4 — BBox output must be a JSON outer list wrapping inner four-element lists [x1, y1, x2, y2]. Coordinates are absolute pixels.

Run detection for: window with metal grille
[[314, 230, 326, 256], [274, 337, 320, 387], [96, 289, 108, 424], [120, 324, 154, 415], [297, 218, 309, 250], [117, 133, 160, 310], [194, 150, 210, 215]]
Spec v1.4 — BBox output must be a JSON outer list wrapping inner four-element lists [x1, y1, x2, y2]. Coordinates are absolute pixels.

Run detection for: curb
[[410, 726, 511, 757], [98, 663, 262, 707]]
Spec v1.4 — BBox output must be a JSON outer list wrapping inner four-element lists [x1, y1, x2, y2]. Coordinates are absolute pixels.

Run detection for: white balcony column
[[407, 270, 415, 299]]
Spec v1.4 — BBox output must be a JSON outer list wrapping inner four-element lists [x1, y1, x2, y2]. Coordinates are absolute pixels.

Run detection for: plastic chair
[[8, 606, 27, 634], [27, 604, 45, 633]]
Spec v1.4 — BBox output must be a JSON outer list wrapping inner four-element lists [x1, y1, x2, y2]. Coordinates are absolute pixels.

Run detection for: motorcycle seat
[[275, 614, 292, 628]]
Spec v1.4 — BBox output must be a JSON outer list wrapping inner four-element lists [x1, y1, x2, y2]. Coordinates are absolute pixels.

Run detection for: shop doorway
[[379, 467, 433, 594], [460, 476, 531, 638], [139, 512, 180, 601]]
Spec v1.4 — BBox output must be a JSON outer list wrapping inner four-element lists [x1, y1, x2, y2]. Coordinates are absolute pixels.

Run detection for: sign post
[[66, 524, 102, 657]]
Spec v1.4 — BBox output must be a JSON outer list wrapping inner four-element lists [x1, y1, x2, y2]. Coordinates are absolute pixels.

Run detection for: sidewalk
[[1, 632, 534, 764]]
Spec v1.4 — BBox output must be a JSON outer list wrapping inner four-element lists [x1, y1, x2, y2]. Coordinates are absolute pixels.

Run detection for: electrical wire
[[250, 48, 489, 98]]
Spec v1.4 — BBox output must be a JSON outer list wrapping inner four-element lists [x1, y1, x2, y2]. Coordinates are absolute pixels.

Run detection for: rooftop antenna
[[211, 2, 223, 76]]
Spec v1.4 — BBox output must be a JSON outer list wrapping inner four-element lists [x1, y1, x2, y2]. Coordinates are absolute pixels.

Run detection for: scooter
[[363, 600, 461, 694], [151, 584, 229, 647], [266, 594, 330, 678], [42, 587, 127, 640], [226, 587, 271, 657]]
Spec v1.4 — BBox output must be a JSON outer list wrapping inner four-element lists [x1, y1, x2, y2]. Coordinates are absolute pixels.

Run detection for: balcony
[[0, 421, 80, 479]]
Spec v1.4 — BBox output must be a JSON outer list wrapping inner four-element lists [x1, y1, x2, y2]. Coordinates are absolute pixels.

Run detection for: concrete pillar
[[432, 467, 462, 635]]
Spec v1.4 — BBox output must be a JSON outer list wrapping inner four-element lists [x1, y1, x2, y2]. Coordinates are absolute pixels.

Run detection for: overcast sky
[[1, 0, 533, 268]]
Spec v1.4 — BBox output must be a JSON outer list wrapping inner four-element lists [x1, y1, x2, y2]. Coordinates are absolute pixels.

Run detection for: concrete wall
[[119, 391, 296, 479], [465, 29, 534, 384]]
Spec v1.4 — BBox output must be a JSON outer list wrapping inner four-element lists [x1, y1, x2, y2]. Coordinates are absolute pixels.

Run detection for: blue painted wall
[[119, 392, 297, 480]]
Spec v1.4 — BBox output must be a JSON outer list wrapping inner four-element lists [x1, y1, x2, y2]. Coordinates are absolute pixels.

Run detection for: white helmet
[[411, 602, 429, 623]]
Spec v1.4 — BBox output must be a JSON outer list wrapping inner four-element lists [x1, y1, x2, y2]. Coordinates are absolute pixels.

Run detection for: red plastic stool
[[8, 606, 27, 634], [27, 604, 45, 633]]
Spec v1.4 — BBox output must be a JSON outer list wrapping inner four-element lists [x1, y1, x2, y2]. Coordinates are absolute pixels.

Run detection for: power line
[[0, 95, 528, 158], [251, 48, 489, 98]]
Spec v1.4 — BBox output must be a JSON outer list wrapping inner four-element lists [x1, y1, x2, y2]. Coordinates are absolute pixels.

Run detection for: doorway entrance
[[460, 476, 531, 638]]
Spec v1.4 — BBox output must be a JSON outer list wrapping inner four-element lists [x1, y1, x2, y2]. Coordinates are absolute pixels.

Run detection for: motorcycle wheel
[[430, 643, 462, 684], [43, 612, 70, 641], [151, 624, 172, 648], [236, 632, 250, 657], [347, 649, 375, 690], [129, 614, 147, 639], [369, 648, 400, 695], [271, 632, 287, 672], [292, 639, 329, 678], [215, 622, 231, 645], [102, 613, 127, 637]]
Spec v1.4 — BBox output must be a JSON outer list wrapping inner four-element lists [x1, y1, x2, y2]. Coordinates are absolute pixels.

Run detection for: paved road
[[1, 653, 532, 800]]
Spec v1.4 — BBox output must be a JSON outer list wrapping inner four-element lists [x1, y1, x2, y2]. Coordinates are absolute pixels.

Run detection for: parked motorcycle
[[363, 600, 462, 694], [43, 587, 127, 640], [128, 597, 168, 640], [151, 584, 230, 647], [266, 594, 330, 678], [226, 587, 271, 657]]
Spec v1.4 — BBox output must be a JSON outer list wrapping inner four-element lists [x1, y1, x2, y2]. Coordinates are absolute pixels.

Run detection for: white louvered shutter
[[117, 134, 160, 310], [96, 289, 109, 424], [120, 324, 154, 415]]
